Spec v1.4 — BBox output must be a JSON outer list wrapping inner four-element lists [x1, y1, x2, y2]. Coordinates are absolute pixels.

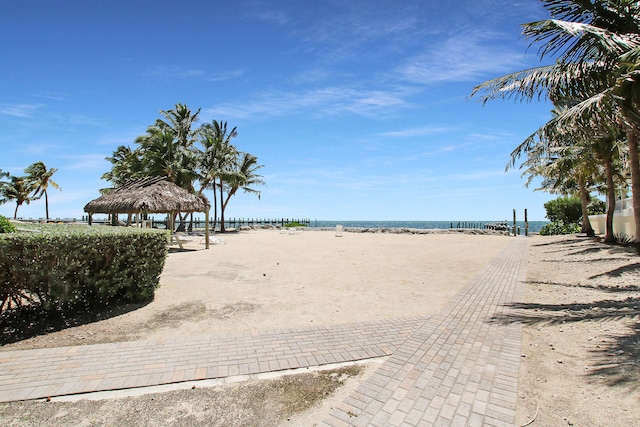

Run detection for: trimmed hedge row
[[0, 225, 170, 311]]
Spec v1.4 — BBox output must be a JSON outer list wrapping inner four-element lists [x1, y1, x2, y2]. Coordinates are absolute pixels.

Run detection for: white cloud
[[378, 126, 455, 138], [0, 103, 44, 118], [396, 31, 528, 84], [145, 66, 206, 80], [206, 85, 416, 120], [62, 154, 111, 171], [205, 69, 245, 82]]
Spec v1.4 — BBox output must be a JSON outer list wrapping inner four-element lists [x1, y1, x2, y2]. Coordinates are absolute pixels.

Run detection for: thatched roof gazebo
[[84, 177, 212, 248]]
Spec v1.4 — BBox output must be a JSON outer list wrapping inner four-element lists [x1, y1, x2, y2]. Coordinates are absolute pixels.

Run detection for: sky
[[1, 0, 559, 222]]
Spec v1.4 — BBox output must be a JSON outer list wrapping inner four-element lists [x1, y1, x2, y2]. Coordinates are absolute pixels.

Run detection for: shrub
[[539, 221, 581, 236], [285, 222, 307, 228], [588, 198, 606, 215], [0, 225, 169, 311], [0, 215, 15, 233], [544, 196, 582, 223]]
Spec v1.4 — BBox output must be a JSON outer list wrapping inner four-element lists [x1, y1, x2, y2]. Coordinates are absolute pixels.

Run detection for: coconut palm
[[136, 127, 197, 191], [0, 170, 9, 202], [221, 152, 265, 216], [1, 176, 35, 219], [24, 161, 60, 221], [471, 0, 640, 248], [157, 103, 201, 148], [102, 145, 144, 187], [198, 120, 239, 232]]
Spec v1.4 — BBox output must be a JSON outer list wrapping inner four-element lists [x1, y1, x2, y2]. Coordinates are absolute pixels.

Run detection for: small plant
[[539, 220, 581, 236], [0, 215, 15, 233], [614, 233, 636, 246], [285, 222, 307, 228]]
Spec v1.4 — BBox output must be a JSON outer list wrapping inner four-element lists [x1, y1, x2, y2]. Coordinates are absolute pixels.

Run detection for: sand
[[1, 229, 639, 426], [1, 228, 510, 349]]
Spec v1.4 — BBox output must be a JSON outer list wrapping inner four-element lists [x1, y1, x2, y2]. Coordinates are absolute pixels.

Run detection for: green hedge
[[0, 225, 170, 311]]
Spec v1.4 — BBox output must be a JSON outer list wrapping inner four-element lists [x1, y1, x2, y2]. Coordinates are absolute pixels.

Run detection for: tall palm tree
[[198, 120, 239, 232], [24, 161, 60, 221], [471, 0, 640, 248], [157, 103, 201, 148], [0, 169, 9, 204], [102, 145, 144, 187], [221, 152, 265, 216], [1, 176, 35, 219]]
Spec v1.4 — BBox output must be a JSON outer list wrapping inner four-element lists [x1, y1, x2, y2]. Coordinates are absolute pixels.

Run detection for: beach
[[0, 229, 638, 426], [2, 228, 511, 349]]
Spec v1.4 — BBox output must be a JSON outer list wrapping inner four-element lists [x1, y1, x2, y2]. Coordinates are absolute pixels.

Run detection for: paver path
[[321, 238, 528, 427], [0, 318, 426, 402], [0, 238, 528, 427]]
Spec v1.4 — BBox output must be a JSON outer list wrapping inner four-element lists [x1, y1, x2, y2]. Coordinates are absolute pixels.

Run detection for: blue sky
[[1, 0, 557, 221]]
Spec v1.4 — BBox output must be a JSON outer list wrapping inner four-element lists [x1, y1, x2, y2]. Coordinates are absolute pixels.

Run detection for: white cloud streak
[[206, 85, 416, 120], [0, 103, 44, 118], [396, 31, 528, 84]]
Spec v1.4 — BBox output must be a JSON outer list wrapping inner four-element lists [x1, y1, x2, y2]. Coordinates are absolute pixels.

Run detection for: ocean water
[[309, 220, 548, 233]]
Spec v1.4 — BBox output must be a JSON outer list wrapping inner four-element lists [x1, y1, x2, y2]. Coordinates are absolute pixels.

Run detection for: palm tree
[[471, 0, 640, 248], [1, 176, 35, 219], [157, 103, 201, 148], [135, 126, 198, 231], [102, 145, 144, 187], [24, 161, 60, 221], [0, 169, 9, 204], [198, 120, 239, 232], [221, 152, 265, 218]]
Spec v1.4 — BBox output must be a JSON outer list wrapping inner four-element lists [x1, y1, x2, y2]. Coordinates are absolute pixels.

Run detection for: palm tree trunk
[[213, 182, 218, 232], [603, 159, 616, 243], [14, 203, 19, 219], [627, 130, 640, 252], [44, 190, 50, 221], [579, 177, 595, 237], [219, 181, 225, 232]]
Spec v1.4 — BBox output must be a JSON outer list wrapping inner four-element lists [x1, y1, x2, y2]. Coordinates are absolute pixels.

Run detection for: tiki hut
[[84, 177, 212, 248]]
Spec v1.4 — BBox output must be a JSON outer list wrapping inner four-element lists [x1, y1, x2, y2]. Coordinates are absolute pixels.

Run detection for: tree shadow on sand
[[492, 295, 640, 388], [493, 236, 640, 388], [0, 299, 152, 346]]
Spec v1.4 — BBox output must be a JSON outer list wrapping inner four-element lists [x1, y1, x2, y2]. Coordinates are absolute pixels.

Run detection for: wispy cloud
[[62, 154, 111, 171], [206, 85, 415, 120], [299, 7, 421, 64], [32, 92, 69, 101], [396, 31, 528, 84], [378, 126, 455, 138], [144, 66, 244, 83], [205, 69, 245, 82], [449, 169, 508, 181], [144, 66, 206, 80], [0, 103, 44, 118], [52, 114, 108, 128], [253, 9, 289, 25]]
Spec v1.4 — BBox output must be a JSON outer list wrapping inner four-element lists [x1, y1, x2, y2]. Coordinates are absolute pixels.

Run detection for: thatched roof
[[84, 177, 209, 214]]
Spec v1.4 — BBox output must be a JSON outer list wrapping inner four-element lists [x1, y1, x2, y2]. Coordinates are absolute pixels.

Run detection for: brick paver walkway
[[0, 238, 528, 426], [320, 238, 528, 427]]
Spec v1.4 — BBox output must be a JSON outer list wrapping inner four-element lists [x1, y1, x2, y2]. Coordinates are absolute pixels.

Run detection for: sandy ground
[[1, 229, 510, 349], [514, 234, 640, 427], [0, 230, 638, 426]]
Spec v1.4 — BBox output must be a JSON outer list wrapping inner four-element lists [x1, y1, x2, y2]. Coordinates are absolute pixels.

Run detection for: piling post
[[524, 209, 529, 236], [512, 209, 516, 236]]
